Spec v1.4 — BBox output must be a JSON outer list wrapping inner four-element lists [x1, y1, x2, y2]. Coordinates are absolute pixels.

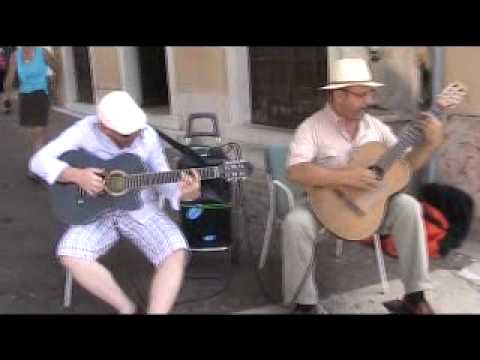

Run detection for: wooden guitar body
[[308, 142, 411, 240]]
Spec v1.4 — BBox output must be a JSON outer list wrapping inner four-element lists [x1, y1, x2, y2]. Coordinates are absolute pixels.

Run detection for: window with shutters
[[249, 47, 328, 129]]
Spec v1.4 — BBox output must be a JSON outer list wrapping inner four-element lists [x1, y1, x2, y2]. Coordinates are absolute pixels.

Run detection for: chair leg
[[373, 234, 389, 294], [335, 238, 343, 258], [259, 210, 274, 269], [64, 270, 73, 308], [259, 186, 276, 269], [258, 175, 277, 270]]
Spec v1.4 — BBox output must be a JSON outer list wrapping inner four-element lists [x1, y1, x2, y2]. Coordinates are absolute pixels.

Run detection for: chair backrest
[[264, 144, 304, 217], [264, 144, 289, 181]]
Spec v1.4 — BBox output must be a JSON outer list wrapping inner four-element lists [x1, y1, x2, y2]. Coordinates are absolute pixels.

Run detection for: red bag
[[363, 201, 449, 259]]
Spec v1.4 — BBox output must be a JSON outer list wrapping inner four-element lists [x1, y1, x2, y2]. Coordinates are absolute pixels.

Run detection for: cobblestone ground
[[0, 106, 477, 314]]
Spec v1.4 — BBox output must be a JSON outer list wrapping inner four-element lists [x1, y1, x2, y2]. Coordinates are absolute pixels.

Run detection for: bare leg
[[60, 256, 136, 314], [147, 250, 187, 314], [29, 125, 48, 154]]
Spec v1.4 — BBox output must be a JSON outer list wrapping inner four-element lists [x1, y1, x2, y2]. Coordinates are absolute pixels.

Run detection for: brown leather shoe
[[402, 298, 435, 315], [292, 304, 318, 315], [133, 304, 147, 315], [383, 298, 435, 315]]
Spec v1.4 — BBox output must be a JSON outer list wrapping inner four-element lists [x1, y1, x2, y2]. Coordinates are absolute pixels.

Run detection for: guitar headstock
[[404, 81, 467, 147], [220, 160, 254, 181], [435, 82, 467, 110]]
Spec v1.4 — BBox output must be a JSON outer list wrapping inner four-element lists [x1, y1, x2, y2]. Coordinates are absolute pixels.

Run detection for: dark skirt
[[0, 71, 5, 92], [19, 90, 50, 127]]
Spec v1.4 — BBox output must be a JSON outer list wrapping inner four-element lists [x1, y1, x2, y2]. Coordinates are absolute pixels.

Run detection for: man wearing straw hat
[[283, 58, 444, 314]]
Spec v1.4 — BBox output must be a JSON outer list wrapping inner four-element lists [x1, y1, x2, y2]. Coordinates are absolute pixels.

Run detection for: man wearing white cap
[[29, 91, 201, 314], [283, 58, 444, 314]]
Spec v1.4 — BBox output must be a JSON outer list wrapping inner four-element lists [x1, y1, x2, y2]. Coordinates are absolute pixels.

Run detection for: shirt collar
[[324, 103, 371, 143], [325, 103, 371, 130]]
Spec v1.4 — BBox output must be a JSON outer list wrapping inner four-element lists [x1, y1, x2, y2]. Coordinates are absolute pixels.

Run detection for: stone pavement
[[0, 104, 479, 314], [237, 268, 480, 314]]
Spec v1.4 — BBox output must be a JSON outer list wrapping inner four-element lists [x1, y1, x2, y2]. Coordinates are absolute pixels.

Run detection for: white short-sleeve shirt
[[288, 104, 398, 169]]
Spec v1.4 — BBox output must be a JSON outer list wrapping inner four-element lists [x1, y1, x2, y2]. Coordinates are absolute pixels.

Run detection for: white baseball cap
[[97, 91, 147, 135]]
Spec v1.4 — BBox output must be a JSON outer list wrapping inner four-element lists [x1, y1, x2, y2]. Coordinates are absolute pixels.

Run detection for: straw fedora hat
[[320, 58, 384, 90]]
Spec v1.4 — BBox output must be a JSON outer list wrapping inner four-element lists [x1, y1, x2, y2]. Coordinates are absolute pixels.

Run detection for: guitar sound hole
[[106, 174, 126, 194]]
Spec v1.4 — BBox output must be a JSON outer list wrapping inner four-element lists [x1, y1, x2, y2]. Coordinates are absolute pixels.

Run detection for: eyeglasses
[[341, 89, 376, 100]]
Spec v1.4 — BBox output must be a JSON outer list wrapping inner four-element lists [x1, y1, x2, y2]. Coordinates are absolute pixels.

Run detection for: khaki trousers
[[282, 193, 432, 305]]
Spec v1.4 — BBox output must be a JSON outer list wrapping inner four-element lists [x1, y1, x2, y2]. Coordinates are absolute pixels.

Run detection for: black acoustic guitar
[[50, 149, 254, 225]]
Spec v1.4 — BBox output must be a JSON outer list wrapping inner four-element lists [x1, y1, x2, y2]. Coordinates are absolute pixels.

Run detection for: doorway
[[137, 47, 169, 108], [72, 47, 94, 104]]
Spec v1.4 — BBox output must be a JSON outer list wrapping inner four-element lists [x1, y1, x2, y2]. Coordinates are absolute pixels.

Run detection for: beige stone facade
[[52, 46, 480, 217]]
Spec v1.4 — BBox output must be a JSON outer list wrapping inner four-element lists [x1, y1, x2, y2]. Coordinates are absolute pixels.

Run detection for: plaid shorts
[[56, 211, 188, 266]]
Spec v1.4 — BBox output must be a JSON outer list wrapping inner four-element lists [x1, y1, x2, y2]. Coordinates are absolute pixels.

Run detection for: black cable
[[289, 237, 321, 307], [127, 141, 276, 310], [175, 251, 234, 306], [225, 142, 281, 304], [243, 213, 279, 303], [241, 160, 328, 309], [230, 142, 283, 303], [173, 142, 255, 306], [66, 139, 246, 312], [176, 141, 330, 311], [128, 140, 323, 311], [171, 142, 246, 307], [123, 256, 233, 311]]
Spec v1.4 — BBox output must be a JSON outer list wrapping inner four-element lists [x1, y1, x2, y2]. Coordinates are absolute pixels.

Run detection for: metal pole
[[422, 46, 444, 184]]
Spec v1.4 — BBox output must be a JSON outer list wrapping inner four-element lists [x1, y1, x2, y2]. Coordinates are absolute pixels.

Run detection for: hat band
[[328, 79, 374, 84]]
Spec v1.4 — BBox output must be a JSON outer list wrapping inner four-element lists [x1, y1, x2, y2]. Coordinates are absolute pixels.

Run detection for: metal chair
[[258, 144, 389, 294], [64, 270, 73, 308], [63, 197, 169, 308]]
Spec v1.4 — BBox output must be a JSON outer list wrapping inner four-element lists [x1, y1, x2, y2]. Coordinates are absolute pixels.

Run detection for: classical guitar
[[308, 82, 467, 240], [50, 149, 254, 225]]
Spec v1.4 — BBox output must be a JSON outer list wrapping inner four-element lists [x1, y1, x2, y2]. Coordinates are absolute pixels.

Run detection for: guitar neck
[[375, 103, 445, 172], [126, 166, 220, 190]]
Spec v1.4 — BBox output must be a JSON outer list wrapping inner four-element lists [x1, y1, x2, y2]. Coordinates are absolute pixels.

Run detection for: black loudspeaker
[[180, 202, 231, 249], [177, 147, 231, 204]]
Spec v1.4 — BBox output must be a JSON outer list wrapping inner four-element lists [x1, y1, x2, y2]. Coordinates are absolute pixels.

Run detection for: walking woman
[[3, 47, 59, 178], [0, 47, 10, 113]]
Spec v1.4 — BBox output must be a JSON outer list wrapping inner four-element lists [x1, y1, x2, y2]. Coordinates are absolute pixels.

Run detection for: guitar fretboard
[[126, 166, 219, 190], [375, 103, 444, 172]]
